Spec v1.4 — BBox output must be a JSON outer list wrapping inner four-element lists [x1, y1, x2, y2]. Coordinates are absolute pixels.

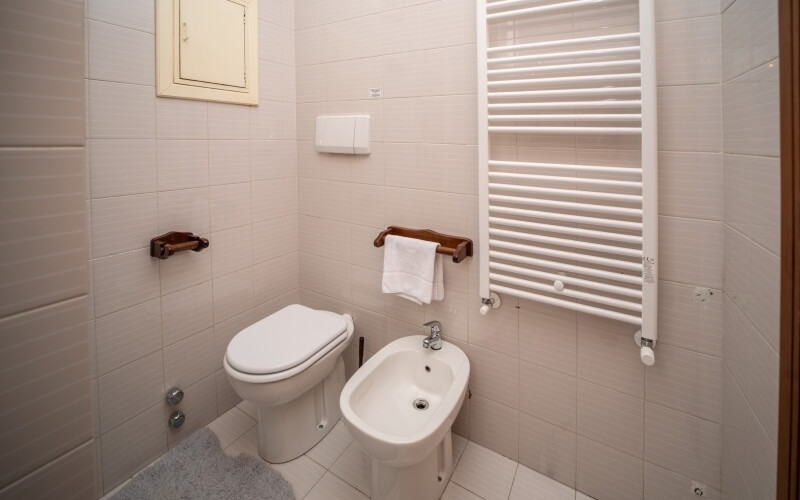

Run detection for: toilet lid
[[226, 304, 348, 375]]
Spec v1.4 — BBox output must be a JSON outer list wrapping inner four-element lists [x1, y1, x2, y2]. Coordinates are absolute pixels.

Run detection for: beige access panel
[[156, 0, 258, 105]]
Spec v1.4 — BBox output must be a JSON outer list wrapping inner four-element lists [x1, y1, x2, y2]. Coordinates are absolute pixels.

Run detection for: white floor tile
[[237, 400, 258, 419], [306, 420, 352, 468], [451, 442, 518, 500], [225, 427, 259, 458], [576, 492, 596, 500], [271, 455, 326, 499], [510, 464, 575, 500], [330, 442, 372, 496], [442, 481, 485, 500], [207, 407, 256, 448], [304, 471, 369, 500]]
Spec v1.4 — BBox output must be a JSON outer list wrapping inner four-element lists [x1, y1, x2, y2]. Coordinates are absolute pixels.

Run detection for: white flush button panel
[[315, 116, 370, 155]]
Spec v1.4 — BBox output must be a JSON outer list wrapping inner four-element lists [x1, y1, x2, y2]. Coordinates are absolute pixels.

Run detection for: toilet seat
[[225, 304, 348, 381]]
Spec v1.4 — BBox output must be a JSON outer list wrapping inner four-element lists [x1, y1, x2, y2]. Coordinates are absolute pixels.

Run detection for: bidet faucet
[[422, 320, 442, 350]]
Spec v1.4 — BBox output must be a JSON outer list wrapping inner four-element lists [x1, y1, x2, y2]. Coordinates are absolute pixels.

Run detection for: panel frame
[[155, 0, 259, 105]]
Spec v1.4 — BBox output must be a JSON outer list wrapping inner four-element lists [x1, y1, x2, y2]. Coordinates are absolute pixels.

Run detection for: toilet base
[[256, 357, 346, 463], [371, 431, 453, 500]]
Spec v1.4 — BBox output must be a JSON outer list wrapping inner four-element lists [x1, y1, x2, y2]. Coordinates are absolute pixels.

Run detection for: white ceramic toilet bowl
[[224, 304, 355, 463], [340, 335, 470, 500]]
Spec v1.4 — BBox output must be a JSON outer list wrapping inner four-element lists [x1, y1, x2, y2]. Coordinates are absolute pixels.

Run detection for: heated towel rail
[[477, 0, 658, 364]]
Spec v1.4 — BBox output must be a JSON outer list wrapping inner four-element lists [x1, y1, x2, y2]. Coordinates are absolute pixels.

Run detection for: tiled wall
[[84, 0, 299, 494], [0, 0, 95, 498], [720, 0, 781, 497], [295, 1, 730, 499]]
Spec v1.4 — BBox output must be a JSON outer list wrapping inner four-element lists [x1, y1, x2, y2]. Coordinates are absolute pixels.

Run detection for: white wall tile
[[254, 253, 299, 305], [0, 298, 92, 487], [88, 21, 154, 86], [645, 462, 721, 500], [167, 374, 219, 448], [656, 0, 719, 21], [97, 351, 164, 434], [91, 194, 157, 257], [95, 298, 162, 376], [657, 85, 722, 153], [89, 139, 157, 197], [658, 152, 723, 220], [659, 216, 723, 289], [87, 0, 154, 33], [161, 281, 214, 347], [0, 149, 88, 317], [721, 0, 778, 81], [208, 103, 250, 140], [518, 301, 577, 376], [88, 80, 155, 139], [722, 367, 775, 498], [657, 16, 721, 86], [657, 280, 723, 356], [159, 243, 213, 296], [211, 225, 254, 278], [157, 187, 211, 235], [157, 140, 210, 191], [577, 437, 643, 500], [99, 404, 166, 493], [250, 99, 285, 140], [519, 362, 576, 432], [723, 153, 780, 254], [646, 344, 723, 422], [0, 0, 84, 146], [468, 298, 518, 358], [468, 395, 519, 461], [155, 98, 208, 140], [0, 441, 95, 500], [209, 140, 251, 186], [212, 268, 255, 324], [577, 381, 644, 459], [723, 297, 779, 445], [92, 249, 160, 317], [210, 183, 252, 231], [468, 345, 519, 409], [577, 315, 644, 398], [518, 413, 577, 489], [164, 328, 215, 391], [644, 403, 721, 488], [723, 61, 780, 157]]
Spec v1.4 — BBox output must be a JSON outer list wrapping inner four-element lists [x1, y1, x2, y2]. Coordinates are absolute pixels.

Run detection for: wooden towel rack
[[150, 231, 209, 260], [373, 226, 473, 263]]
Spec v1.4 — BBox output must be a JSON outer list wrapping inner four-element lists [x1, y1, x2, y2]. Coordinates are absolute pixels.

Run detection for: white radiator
[[477, 0, 658, 363]]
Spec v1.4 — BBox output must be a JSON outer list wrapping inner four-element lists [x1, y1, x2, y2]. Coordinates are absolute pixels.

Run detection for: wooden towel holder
[[150, 232, 209, 260], [373, 226, 473, 263]]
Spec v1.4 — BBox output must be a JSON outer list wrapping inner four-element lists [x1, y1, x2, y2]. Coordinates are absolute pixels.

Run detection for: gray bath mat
[[110, 427, 295, 500]]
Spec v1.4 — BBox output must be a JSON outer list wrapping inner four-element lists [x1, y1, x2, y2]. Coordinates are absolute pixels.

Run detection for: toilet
[[223, 304, 355, 463]]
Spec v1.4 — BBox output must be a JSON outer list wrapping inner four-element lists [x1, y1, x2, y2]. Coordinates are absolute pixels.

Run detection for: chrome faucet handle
[[423, 320, 442, 334]]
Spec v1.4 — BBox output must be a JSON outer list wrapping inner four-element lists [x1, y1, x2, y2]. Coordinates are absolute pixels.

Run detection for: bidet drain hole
[[425, 365, 431, 372], [438, 476, 443, 482], [413, 398, 429, 410], [318, 424, 324, 429]]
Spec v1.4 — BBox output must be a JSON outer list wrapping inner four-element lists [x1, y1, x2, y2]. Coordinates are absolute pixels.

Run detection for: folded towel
[[381, 235, 445, 304]]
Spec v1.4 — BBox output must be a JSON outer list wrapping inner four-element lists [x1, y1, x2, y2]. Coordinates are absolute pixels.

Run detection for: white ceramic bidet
[[339, 335, 470, 500]]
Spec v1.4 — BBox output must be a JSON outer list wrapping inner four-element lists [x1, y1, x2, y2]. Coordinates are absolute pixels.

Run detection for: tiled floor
[[106, 403, 596, 500]]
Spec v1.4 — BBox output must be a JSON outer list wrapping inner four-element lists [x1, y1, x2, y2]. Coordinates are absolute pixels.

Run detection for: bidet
[[339, 334, 470, 500]]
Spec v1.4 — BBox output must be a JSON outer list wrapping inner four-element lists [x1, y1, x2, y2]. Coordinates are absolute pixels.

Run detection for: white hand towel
[[381, 235, 445, 304]]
